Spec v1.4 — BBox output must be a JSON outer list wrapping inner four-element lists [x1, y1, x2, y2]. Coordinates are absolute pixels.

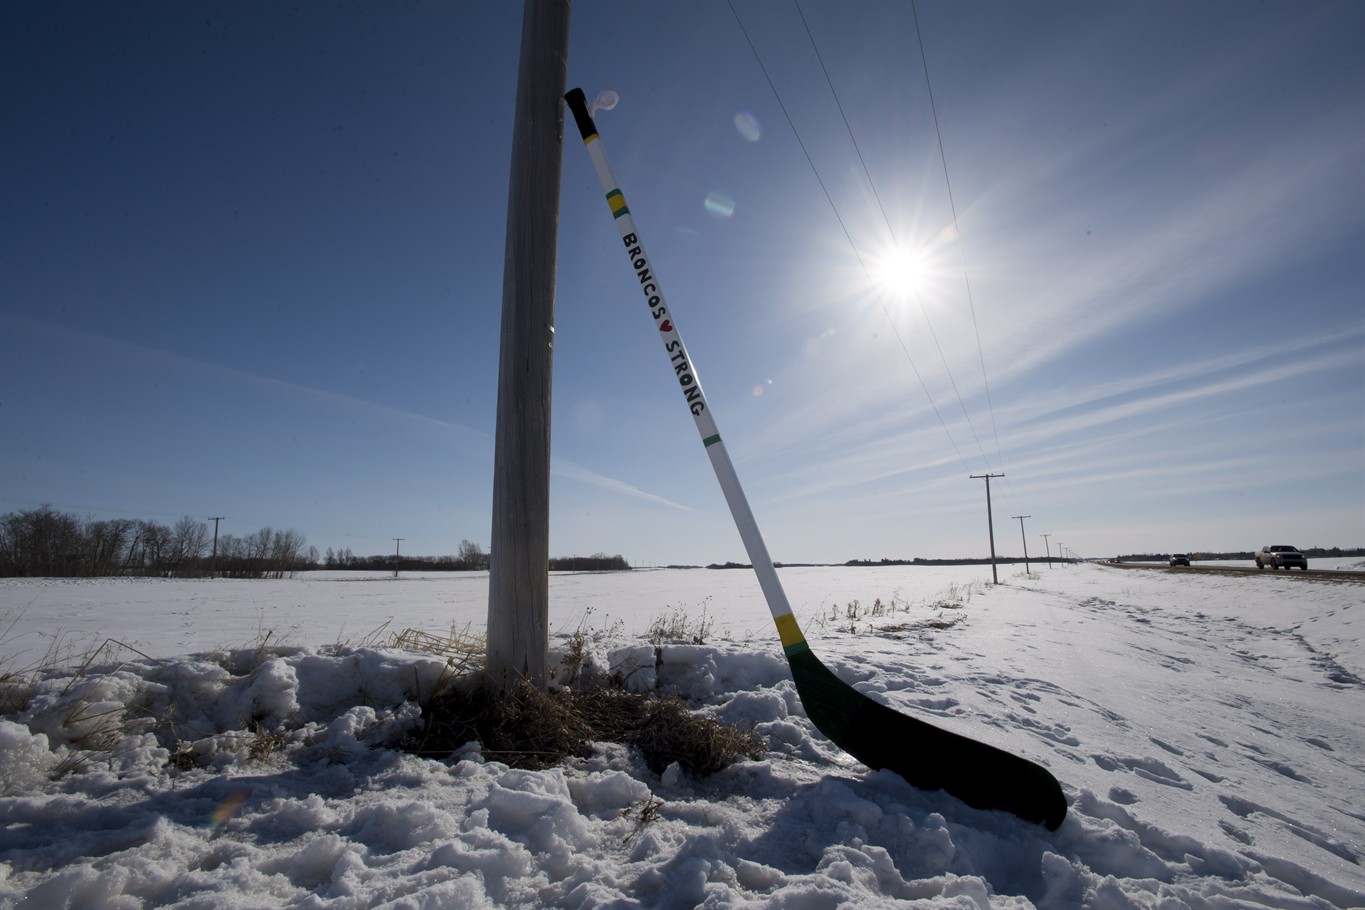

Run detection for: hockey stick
[[564, 88, 1066, 830]]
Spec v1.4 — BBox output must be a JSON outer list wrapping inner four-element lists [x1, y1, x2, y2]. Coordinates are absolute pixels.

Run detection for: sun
[[869, 245, 927, 301]]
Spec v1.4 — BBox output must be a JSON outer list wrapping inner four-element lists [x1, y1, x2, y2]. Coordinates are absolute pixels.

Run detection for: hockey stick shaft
[[563, 88, 811, 661], [563, 88, 1066, 830]]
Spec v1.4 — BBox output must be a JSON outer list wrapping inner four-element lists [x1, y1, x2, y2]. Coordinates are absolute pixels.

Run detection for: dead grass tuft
[[412, 681, 591, 770], [647, 600, 714, 646], [618, 795, 665, 843], [393, 625, 484, 674], [631, 695, 765, 776], [246, 723, 290, 762], [409, 679, 764, 777]]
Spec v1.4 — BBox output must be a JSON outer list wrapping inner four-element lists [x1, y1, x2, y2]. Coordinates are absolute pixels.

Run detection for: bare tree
[[0, 505, 83, 576], [268, 528, 307, 578], [131, 520, 173, 575], [170, 516, 209, 576], [458, 539, 488, 571], [85, 518, 134, 576]]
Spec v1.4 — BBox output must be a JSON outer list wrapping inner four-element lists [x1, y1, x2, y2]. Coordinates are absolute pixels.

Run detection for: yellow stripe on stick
[[774, 613, 805, 649]]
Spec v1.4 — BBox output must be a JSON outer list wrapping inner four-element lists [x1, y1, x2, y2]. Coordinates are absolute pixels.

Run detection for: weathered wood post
[[485, 0, 571, 693]]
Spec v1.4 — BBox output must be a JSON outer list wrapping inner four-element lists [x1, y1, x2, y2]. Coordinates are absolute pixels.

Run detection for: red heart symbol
[[659, 320, 673, 333]]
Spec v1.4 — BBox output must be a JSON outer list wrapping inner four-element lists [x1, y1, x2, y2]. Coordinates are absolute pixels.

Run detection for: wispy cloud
[[1008, 329, 1364, 442], [976, 107, 1362, 381], [1023, 326, 1364, 421], [5, 314, 694, 512], [734, 321, 1362, 516], [549, 460, 695, 512]]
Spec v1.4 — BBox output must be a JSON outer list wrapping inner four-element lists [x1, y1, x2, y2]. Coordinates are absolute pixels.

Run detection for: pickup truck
[[1255, 545, 1308, 571]]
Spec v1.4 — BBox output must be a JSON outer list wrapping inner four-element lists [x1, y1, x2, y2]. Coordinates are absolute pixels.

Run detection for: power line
[[725, 0, 972, 472], [793, 0, 996, 475], [908, 0, 1007, 475]]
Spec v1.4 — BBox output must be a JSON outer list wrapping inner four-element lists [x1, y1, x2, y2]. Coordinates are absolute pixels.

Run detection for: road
[[1099, 562, 1365, 585]]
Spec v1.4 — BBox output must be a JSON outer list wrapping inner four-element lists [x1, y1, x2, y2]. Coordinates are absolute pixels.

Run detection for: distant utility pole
[[486, 0, 571, 695], [1041, 533, 1053, 569], [208, 516, 224, 578], [1013, 515, 1031, 574], [969, 473, 1005, 584], [393, 538, 404, 579]]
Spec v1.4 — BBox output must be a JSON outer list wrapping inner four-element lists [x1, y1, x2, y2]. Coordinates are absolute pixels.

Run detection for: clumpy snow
[[1, 562, 1361, 908]]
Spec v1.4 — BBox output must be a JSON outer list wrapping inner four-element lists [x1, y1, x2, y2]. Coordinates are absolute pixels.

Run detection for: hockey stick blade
[[789, 643, 1066, 829], [565, 87, 1067, 831]]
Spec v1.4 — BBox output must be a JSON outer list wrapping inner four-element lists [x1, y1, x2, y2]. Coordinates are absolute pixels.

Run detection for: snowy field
[[1, 561, 1362, 908]]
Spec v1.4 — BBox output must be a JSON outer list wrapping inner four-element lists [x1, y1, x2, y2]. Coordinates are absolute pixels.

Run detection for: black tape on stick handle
[[564, 88, 597, 142]]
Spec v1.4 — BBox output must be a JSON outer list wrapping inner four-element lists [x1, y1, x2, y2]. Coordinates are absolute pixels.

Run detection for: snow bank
[[1, 565, 1361, 907]]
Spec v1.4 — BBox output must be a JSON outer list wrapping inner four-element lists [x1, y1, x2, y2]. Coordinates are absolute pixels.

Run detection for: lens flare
[[733, 111, 761, 142], [704, 191, 735, 219], [211, 788, 251, 828]]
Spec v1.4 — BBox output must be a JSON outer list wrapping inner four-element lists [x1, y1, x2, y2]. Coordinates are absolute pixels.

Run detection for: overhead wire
[[907, 0, 1020, 501], [792, 0, 997, 477], [729, 0, 1032, 517], [725, 0, 973, 472]]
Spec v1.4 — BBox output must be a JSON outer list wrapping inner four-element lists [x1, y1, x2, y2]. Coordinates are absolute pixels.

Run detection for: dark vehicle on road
[[1169, 553, 1190, 567], [1256, 545, 1308, 571]]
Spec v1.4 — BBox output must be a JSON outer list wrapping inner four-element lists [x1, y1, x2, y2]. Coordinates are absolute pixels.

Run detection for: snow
[[1, 562, 1361, 908]]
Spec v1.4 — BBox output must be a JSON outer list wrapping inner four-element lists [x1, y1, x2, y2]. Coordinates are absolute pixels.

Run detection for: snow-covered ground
[[1, 562, 1361, 908]]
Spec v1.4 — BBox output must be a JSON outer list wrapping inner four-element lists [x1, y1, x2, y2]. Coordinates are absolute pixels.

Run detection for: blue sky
[[2, 0, 1362, 566]]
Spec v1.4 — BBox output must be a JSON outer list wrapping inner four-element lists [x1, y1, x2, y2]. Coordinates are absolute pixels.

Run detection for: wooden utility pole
[[208, 516, 224, 578], [1041, 532, 1053, 569], [969, 473, 1004, 584], [486, 0, 571, 694], [1012, 515, 1030, 574], [393, 538, 403, 579]]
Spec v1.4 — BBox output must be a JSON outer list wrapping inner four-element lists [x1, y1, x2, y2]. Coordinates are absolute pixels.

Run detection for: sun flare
[[869, 246, 927, 301]]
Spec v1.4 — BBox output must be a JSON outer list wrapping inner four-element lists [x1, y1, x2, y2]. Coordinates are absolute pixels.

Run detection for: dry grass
[[246, 723, 290, 762], [805, 585, 974, 637], [0, 611, 98, 716], [393, 624, 484, 674], [409, 679, 764, 777], [212, 630, 295, 677], [391, 624, 486, 705], [618, 795, 665, 842], [647, 599, 714, 646], [4, 637, 187, 777]]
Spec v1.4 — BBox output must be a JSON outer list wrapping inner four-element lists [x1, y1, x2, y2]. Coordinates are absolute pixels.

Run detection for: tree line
[[0, 506, 632, 578], [322, 539, 490, 572], [320, 547, 629, 573], [0, 506, 312, 579]]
